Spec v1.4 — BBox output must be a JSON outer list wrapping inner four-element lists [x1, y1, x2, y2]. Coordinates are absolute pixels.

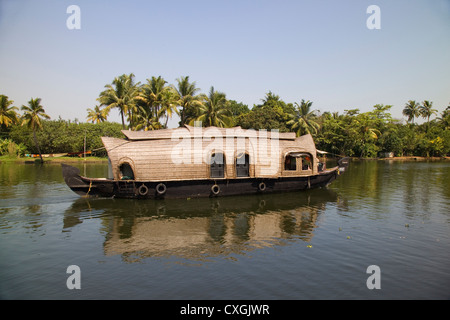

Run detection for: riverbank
[[356, 156, 450, 161], [0, 155, 108, 163]]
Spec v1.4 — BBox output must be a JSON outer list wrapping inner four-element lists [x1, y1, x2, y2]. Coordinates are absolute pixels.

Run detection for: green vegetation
[[1, 74, 449, 160], [20, 98, 50, 163], [6, 120, 123, 158], [0, 138, 27, 158], [314, 105, 450, 158]]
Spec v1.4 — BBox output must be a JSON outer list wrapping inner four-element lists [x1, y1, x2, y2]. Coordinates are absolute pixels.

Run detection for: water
[[0, 160, 449, 300]]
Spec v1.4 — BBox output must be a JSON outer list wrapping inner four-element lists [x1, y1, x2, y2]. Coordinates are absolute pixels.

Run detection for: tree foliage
[[8, 120, 123, 157], [188, 87, 232, 128], [1, 77, 449, 158], [315, 104, 449, 157], [20, 98, 50, 162], [0, 95, 19, 129], [286, 99, 320, 136]]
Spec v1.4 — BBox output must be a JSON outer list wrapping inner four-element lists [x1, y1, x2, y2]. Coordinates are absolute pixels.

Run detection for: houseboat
[[62, 125, 349, 199]]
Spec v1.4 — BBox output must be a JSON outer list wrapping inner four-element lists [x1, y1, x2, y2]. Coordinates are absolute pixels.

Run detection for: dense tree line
[[236, 94, 449, 158], [1, 74, 449, 159], [5, 120, 123, 158]]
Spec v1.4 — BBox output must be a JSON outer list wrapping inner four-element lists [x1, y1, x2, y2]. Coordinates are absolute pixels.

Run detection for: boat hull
[[62, 163, 346, 199]]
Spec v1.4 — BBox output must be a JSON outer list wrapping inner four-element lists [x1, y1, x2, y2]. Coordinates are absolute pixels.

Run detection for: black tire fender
[[138, 184, 149, 196], [211, 184, 220, 195], [258, 182, 266, 191], [155, 183, 167, 195]]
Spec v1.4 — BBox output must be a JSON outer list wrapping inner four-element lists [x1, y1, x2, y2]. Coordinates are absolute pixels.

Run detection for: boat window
[[284, 154, 297, 171], [301, 154, 312, 170], [236, 153, 250, 177], [210, 152, 225, 178], [119, 163, 135, 180]]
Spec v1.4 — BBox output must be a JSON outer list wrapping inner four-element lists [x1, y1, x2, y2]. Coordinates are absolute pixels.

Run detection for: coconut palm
[[98, 73, 140, 129], [419, 100, 437, 124], [21, 98, 50, 163], [354, 113, 381, 140], [175, 76, 203, 126], [133, 105, 163, 131], [86, 105, 107, 124], [402, 100, 420, 124], [159, 87, 180, 128], [0, 95, 19, 128], [261, 91, 281, 105], [436, 105, 450, 130], [190, 86, 232, 128], [350, 112, 382, 158], [287, 99, 320, 136], [134, 76, 169, 130]]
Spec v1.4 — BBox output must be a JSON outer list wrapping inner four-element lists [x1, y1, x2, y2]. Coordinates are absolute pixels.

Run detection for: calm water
[[0, 160, 449, 300]]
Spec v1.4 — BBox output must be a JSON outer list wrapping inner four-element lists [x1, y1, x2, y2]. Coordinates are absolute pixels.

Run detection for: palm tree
[[402, 100, 420, 124], [419, 100, 437, 124], [287, 99, 320, 136], [98, 73, 140, 129], [354, 113, 381, 140], [190, 86, 232, 128], [159, 87, 180, 128], [261, 91, 281, 105], [86, 105, 107, 123], [135, 76, 168, 130], [175, 76, 203, 126], [0, 95, 19, 129], [21, 98, 50, 163], [133, 105, 163, 131], [436, 105, 450, 130], [351, 112, 382, 158]]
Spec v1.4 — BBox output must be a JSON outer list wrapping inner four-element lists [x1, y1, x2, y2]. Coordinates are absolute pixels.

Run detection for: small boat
[[62, 125, 349, 199]]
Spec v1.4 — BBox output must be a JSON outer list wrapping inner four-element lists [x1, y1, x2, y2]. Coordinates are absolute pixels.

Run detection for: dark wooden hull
[[62, 161, 348, 199]]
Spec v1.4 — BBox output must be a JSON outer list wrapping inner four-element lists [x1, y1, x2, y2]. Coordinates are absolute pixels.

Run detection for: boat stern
[[61, 163, 90, 196], [62, 163, 115, 197]]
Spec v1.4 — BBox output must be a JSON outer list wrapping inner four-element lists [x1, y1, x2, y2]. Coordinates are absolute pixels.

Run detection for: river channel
[[0, 160, 449, 299]]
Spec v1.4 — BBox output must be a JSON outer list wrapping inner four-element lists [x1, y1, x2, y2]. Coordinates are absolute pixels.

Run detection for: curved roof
[[120, 125, 296, 141]]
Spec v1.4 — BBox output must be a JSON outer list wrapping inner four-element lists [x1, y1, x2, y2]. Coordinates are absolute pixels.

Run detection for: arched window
[[210, 152, 225, 178], [236, 153, 250, 177], [119, 162, 135, 180]]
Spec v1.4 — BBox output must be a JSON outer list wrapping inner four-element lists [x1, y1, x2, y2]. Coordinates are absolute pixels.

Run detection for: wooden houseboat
[[62, 125, 349, 199]]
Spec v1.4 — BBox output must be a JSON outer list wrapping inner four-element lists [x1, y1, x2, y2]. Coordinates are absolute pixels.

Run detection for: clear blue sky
[[1, 0, 449, 127]]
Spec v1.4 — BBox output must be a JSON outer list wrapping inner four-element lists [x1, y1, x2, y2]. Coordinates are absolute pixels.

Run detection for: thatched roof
[[120, 125, 296, 141]]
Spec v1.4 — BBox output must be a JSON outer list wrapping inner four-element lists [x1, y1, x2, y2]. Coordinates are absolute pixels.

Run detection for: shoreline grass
[[0, 155, 108, 163]]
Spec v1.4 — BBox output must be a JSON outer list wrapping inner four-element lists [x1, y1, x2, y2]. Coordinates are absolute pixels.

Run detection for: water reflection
[[63, 189, 340, 262], [330, 160, 450, 220]]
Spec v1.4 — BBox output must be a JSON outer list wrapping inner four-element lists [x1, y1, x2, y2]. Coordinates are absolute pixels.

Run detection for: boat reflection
[[63, 189, 340, 262]]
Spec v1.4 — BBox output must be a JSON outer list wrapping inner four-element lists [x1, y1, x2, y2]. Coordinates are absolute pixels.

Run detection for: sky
[[0, 0, 449, 128]]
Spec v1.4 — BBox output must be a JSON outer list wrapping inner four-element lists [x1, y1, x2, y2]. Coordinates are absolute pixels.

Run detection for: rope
[[86, 180, 92, 195]]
